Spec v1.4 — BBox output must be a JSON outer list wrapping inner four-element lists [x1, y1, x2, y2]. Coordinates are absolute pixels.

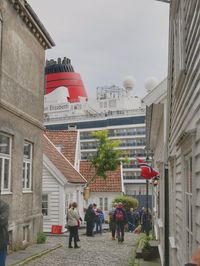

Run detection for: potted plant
[[142, 238, 153, 261]]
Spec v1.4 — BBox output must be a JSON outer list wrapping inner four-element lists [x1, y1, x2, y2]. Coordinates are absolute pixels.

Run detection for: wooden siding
[[168, 1, 200, 265], [42, 167, 61, 232]]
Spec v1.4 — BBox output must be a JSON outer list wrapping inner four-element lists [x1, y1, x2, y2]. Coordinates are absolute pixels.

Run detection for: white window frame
[[0, 133, 12, 194], [184, 153, 193, 262], [99, 197, 108, 211], [22, 141, 32, 192], [42, 194, 49, 217]]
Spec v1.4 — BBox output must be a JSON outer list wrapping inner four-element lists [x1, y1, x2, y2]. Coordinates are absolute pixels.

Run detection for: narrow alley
[[7, 230, 160, 266]]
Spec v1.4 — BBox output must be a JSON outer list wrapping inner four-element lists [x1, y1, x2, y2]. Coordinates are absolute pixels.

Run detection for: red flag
[[137, 158, 159, 180]]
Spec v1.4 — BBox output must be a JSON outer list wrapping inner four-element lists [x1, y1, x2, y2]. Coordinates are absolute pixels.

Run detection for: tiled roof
[[45, 130, 77, 166], [79, 161, 122, 192], [43, 134, 86, 184]]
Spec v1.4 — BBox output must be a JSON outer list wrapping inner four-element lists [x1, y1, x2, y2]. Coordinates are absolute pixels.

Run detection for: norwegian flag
[[137, 158, 159, 180]]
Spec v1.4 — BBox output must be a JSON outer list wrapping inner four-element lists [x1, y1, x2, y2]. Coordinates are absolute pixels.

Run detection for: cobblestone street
[[26, 230, 140, 266]]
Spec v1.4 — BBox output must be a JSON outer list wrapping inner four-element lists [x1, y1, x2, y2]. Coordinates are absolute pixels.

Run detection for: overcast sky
[[28, 0, 169, 99]]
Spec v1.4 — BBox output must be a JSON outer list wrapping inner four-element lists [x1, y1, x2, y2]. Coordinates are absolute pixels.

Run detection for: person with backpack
[[113, 202, 128, 243]]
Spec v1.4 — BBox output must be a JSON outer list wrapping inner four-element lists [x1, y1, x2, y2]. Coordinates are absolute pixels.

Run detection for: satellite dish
[[123, 76, 136, 92], [145, 77, 159, 92]]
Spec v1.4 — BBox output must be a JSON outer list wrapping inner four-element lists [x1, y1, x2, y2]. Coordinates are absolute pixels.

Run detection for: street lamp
[[145, 149, 154, 236]]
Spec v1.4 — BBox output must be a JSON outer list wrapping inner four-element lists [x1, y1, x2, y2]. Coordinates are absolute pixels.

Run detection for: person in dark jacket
[[113, 202, 128, 243], [108, 202, 117, 240], [0, 199, 9, 266], [84, 204, 96, 236], [127, 207, 140, 232]]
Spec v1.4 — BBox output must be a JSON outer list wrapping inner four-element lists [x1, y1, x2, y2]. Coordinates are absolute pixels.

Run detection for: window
[[42, 194, 48, 216], [99, 198, 103, 210], [23, 225, 30, 243], [184, 154, 193, 261], [104, 197, 108, 211], [99, 197, 108, 211], [0, 133, 11, 193], [22, 142, 32, 191]]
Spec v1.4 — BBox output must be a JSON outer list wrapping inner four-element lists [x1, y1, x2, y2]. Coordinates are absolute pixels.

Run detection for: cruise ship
[[44, 57, 148, 204]]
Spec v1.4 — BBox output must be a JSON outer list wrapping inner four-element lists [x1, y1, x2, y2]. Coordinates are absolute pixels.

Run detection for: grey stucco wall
[[0, 0, 48, 248], [0, 0, 45, 121]]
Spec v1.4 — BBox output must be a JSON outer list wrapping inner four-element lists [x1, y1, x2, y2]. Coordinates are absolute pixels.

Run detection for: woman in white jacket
[[67, 202, 80, 248]]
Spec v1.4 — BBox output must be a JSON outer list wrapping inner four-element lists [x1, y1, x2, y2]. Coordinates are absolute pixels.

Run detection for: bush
[[37, 232, 47, 244], [112, 195, 138, 211]]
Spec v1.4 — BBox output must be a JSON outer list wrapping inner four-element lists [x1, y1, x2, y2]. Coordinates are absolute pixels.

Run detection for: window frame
[[0, 133, 12, 194], [42, 194, 49, 217], [99, 197, 108, 212], [22, 141, 33, 192]]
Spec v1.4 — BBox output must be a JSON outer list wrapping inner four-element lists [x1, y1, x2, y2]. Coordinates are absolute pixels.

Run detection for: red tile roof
[[43, 134, 86, 184], [79, 161, 122, 192], [45, 130, 77, 166]]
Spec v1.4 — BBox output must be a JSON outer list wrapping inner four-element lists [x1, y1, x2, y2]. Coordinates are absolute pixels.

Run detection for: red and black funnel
[[45, 57, 88, 103]]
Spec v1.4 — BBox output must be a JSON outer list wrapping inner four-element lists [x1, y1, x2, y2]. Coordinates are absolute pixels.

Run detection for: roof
[[45, 130, 78, 166], [9, 0, 55, 49], [79, 161, 122, 192], [43, 134, 86, 184]]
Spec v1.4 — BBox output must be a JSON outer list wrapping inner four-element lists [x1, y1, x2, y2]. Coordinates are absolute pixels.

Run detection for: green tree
[[112, 195, 138, 211], [87, 130, 128, 183]]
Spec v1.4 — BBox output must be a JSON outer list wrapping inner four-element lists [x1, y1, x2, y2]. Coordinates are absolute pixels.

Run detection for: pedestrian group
[[66, 201, 151, 249]]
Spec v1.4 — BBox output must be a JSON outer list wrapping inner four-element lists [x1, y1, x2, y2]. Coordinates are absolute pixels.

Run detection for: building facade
[[167, 1, 200, 265], [143, 78, 167, 265], [146, 1, 200, 266], [42, 134, 86, 232], [0, 0, 54, 249]]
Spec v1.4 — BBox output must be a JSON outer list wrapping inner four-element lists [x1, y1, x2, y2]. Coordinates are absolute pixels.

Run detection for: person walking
[[108, 202, 117, 240], [0, 199, 9, 266], [67, 202, 80, 248], [113, 202, 128, 243], [84, 204, 96, 236]]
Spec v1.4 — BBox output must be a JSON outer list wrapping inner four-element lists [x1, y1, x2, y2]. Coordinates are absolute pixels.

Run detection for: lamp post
[[145, 150, 154, 236], [146, 178, 149, 236]]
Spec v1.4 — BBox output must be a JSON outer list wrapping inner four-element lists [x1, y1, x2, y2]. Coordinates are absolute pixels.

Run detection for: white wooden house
[[42, 134, 86, 232], [45, 130, 123, 220], [165, 1, 199, 265], [143, 78, 167, 265]]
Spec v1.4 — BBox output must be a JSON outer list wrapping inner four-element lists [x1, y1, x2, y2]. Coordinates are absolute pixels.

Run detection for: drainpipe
[[164, 164, 169, 266]]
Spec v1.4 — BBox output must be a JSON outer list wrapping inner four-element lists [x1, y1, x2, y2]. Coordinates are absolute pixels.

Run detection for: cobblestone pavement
[[26, 230, 141, 266]]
